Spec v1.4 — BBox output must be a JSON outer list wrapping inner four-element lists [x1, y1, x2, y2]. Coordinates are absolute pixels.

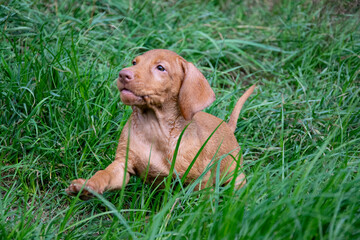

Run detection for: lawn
[[1, 0, 359, 239]]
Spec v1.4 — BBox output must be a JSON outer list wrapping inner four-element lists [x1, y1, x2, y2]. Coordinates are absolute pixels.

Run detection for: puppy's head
[[117, 49, 215, 120]]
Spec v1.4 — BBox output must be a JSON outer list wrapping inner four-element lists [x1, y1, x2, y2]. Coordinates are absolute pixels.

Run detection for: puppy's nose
[[119, 69, 134, 83]]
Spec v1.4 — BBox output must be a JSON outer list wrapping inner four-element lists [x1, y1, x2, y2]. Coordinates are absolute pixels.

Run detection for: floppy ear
[[179, 61, 215, 120]]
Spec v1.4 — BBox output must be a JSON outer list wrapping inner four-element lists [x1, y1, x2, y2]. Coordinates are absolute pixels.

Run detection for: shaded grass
[[1, 0, 360, 239]]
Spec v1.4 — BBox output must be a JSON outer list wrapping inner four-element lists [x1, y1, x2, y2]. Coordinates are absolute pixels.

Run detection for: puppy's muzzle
[[119, 69, 134, 84]]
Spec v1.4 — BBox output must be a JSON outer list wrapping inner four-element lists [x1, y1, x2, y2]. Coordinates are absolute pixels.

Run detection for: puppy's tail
[[227, 84, 256, 132]]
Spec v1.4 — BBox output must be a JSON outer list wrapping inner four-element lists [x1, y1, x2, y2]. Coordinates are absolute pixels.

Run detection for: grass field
[[1, 0, 360, 239]]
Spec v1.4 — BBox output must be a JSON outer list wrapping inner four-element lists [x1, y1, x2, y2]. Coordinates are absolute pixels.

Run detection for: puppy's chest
[[131, 125, 178, 177]]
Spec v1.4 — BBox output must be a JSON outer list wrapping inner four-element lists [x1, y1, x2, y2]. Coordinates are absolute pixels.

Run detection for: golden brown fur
[[66, 49, 255, 199]]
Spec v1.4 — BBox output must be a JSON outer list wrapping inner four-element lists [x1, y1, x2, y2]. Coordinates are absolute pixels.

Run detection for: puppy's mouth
[[119, 88, 145, 105], [120, 88, 139, 97]]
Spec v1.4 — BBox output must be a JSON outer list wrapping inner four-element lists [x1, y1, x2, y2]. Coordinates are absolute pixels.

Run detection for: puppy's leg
[[234, 172, 246, 189], [222, 157, 247, 189], [66, 161, 130, 199]]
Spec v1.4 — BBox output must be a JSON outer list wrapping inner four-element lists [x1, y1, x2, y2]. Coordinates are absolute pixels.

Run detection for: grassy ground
[[1, 0, 360, 239]]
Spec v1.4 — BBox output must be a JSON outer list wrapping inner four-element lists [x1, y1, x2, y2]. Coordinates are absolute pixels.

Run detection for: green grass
[[1, 0, 360, 239]]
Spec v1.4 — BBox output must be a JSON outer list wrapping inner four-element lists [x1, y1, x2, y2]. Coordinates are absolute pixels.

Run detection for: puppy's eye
[[132, 60, 136, 65], [156, 65, 165, 71]]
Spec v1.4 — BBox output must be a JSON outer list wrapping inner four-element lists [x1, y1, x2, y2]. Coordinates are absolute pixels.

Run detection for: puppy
[[66, 49, 255, 199]]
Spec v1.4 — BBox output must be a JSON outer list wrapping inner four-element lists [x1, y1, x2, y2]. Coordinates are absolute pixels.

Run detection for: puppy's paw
[[66, 178, 103, 200]]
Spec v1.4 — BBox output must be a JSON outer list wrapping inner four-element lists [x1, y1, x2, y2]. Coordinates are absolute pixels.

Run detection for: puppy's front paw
[[66, 178, 103, 200]]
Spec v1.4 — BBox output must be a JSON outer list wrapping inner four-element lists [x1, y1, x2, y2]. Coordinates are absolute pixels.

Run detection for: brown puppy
[[66, 49, 255, 199]]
